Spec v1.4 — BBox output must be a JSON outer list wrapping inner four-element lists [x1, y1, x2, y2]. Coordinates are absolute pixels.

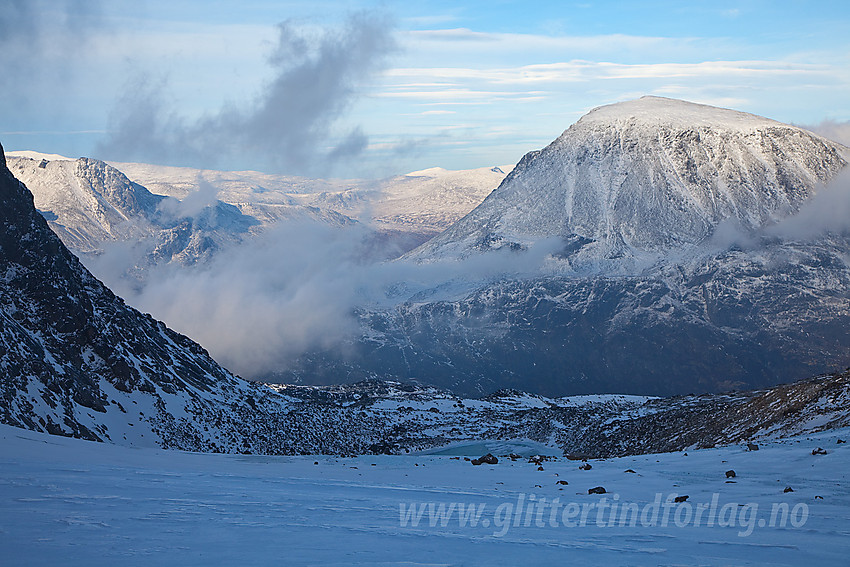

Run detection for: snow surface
[[1, 423, 848, 565], [5, 150, 75, 162], [580, 96, 787, 131]]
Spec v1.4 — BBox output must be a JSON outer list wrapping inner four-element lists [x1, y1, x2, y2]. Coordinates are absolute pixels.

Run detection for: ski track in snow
[[1, 424, 848, 566]]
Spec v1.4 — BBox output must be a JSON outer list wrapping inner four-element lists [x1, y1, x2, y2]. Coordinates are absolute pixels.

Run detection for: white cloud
[[385, 60, 828, 87], [92, 217, 563, 379], [804, 120, 850, 147]]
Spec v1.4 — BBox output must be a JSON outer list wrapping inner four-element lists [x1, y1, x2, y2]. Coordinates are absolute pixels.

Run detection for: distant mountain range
[[2, 134, 850, 456], [108, 160, 512, 239], [7, 151, 511, 270], [8, 98, 850, 399]]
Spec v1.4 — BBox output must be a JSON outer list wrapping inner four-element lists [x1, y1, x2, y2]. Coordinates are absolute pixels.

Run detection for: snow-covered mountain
[[359, 165, 512, 236], [409, 96, 847, 270], [6, 155, 166, 254], [284, 98, 850, 397], [3, 135, 849, 458]]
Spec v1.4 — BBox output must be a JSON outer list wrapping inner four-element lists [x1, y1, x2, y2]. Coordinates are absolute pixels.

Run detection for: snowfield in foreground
[[1, 424, 848, 566]]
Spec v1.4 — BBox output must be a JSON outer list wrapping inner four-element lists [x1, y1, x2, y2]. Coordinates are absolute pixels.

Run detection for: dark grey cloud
[[97, 12, 396, 175]]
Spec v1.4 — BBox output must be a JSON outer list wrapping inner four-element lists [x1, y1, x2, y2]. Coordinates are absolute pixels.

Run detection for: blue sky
[[2, 0, 849, 177]]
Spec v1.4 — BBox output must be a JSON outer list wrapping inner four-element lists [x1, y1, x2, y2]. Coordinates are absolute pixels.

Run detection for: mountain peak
[[575, 96, 784, 133], [409, 99, 849, 266]]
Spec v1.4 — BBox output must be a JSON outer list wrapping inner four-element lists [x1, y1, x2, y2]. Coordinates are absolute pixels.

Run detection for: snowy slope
[[2, 422, 849, 566], [363, 165, 513, 235], [6, 155, 165, 253], [409, 96, 848, 267]]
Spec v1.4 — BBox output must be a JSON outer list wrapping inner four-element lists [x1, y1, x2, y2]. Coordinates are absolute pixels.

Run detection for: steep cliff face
[[1, 140, 234, 440], [6, 156, 165, 253], [7, 154, 263, 267], [410, 97, 848, 269]]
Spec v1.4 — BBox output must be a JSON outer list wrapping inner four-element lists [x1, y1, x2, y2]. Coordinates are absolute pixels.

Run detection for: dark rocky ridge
[[1, 139, 229, 437]]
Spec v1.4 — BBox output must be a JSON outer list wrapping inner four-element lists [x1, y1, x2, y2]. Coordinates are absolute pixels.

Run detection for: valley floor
[[1, 424, 848, 566]]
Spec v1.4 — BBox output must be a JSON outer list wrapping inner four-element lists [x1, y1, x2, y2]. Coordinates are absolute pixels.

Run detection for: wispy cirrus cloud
[[406, 29, 674, 52], [383, 60, 831, 89]]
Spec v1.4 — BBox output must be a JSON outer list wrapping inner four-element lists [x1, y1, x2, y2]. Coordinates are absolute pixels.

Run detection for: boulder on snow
[[471, 453, 498, 465]]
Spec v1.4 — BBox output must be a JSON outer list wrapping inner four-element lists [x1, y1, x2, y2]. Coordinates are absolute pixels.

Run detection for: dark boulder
[[471, 453, 498, 465]]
